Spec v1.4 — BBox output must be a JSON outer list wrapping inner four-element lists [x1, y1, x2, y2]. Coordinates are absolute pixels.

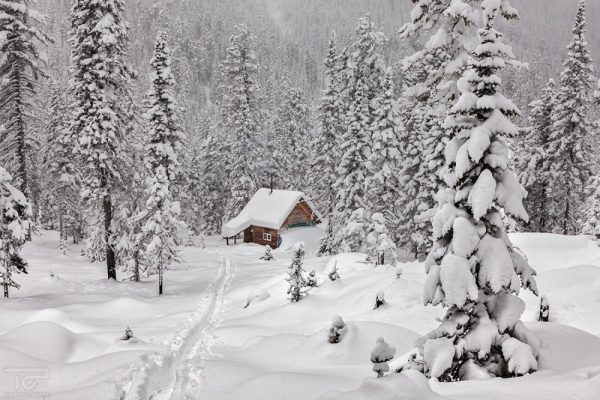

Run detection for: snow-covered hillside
[[1, 229, 598, 399]]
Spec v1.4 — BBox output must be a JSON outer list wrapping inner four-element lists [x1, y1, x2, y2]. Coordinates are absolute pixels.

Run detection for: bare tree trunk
[[104, 192, 116, 280], [563, 189, 571, 235], [158, 266, 163, 295], [3, 283, 8, 298]]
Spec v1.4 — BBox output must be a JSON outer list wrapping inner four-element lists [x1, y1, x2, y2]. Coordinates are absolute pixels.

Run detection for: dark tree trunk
[[563, 189, 570, 235], [158, 267, 163, 295], [3, 283, 8, 298], [104, 193, 116, 280]]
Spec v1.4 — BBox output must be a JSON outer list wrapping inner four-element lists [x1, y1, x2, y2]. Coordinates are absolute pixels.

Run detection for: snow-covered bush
[[366, 212, 397, 266], [260, 245, 274, 261], [395, 267, 403, 280], [329, 261, 340, 281], [287, 242, 307, 302], [244, 288, 270, 309], [337, 208, 368, 253], [371, 337, 396, 378], [374, 291, 385, 310], [328, 315, 346, 344], [539, 295, 550, 322], [122, 326, 134, 341], [307, 270, 318, 287]]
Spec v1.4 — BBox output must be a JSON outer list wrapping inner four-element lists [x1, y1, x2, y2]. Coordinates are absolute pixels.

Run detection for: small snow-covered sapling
[[287, 242, 307, 302], [328, 315, 346, 344], [307, 270, 318, 287], [371, 337, 396, 378], [374, 291, 385, 309], [122, 326, 134, 341], [328, 261, 340, 281], [395, 267, 403, 280], [260, 245, 274, 261], [538, 295, 550, 322]]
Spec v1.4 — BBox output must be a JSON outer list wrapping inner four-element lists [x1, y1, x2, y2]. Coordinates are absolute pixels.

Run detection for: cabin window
[[263, 232, 272, 241]]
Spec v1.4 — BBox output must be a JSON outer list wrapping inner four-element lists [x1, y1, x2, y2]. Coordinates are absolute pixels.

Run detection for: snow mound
[[320, 371, 447, 400], [23, 308, 92, 332], [510, 233, 600, 272], [528, 322, 600, 371], [236, 321, 419, 367], [0, 321, 102, 363]]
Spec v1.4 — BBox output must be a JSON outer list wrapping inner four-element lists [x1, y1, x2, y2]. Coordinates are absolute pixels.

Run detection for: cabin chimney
[[270, 173, 274, 194]]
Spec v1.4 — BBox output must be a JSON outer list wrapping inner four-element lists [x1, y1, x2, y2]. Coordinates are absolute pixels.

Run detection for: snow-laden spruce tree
[[315, 34, 343, 257], [195, 133, 226, 234], [396, 0, 475, 256], [0, 167, 32, 298], [333, 80, 370, 252], [274, 84, 311, 190], [332, 15, 386, 253], [364, 68, 403, 235], [544, 0, 595, 235], [516, 79, 557, 232], [581, 175, 600, 241], [287, 242, 307, 302], [139, 31, 185, 295], [404, 0, 539, 381], [43, 83, 83, 248], [0, 0, 49, 202], [70, 0, 134, 280], [395, 94, 425, 255], [219, 24, 262, 219], [312, 31, 343, 216]]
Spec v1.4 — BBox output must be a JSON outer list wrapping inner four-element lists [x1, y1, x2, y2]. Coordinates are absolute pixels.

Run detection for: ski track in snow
[[117, 256, 233, 400]]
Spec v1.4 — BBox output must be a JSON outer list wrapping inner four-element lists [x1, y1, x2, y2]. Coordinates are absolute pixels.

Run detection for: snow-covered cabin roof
[[221, 188, 320, 238]]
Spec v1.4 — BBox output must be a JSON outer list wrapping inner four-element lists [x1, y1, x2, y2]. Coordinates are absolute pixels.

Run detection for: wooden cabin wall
[[282, 201, 317, 228], [245, 225, 279, 248]]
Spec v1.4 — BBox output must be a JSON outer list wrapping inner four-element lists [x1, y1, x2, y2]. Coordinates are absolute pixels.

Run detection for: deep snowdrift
[[0, 230, 599, 399]]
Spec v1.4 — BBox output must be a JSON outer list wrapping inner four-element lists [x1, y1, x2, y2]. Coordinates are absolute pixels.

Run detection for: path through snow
[[118, 256, 233, 400]]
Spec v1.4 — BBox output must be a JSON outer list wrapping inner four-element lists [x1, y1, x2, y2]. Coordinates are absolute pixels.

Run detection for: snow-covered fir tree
[[219, 24, 262, 219], [364, 68, 403, 233], [195, 133, 226, 234], [403, 0, 540, 380], [333, 81, 370, 251], [516, 79, 557, 232], [395, 93, 425, 254], [69, 0, 135, 279], [311, 31, 343, 212], [544, 0, 595, 235], [332, 15, 386, 253], [0, 0, 50, 205], [287, 242, 307, 302], [43, 82, 83, 247], [0, 167, 32, 298], [396, 0, 472, 255], [273, 82, 311, 190], [581, 175, 600, 241], [139, 31, 185, 294], [313, 33, 343, 256], [366, 212, 397, 265]]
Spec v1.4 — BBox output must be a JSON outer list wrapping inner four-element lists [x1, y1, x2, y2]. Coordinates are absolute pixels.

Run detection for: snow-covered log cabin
[[221, 188, 321, 249]]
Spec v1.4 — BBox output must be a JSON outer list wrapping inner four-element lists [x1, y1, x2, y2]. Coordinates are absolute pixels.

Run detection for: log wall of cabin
[[245, 225, 279, 248], [282, 201, 317, 228]]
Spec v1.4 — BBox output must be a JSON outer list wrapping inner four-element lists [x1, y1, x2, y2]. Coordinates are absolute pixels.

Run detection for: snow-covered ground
[[1, 228, 600, 399]]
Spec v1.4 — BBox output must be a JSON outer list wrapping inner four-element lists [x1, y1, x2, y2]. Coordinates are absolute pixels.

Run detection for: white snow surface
[[1, 231, 600, 399], [221, 188, 320, 237]]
